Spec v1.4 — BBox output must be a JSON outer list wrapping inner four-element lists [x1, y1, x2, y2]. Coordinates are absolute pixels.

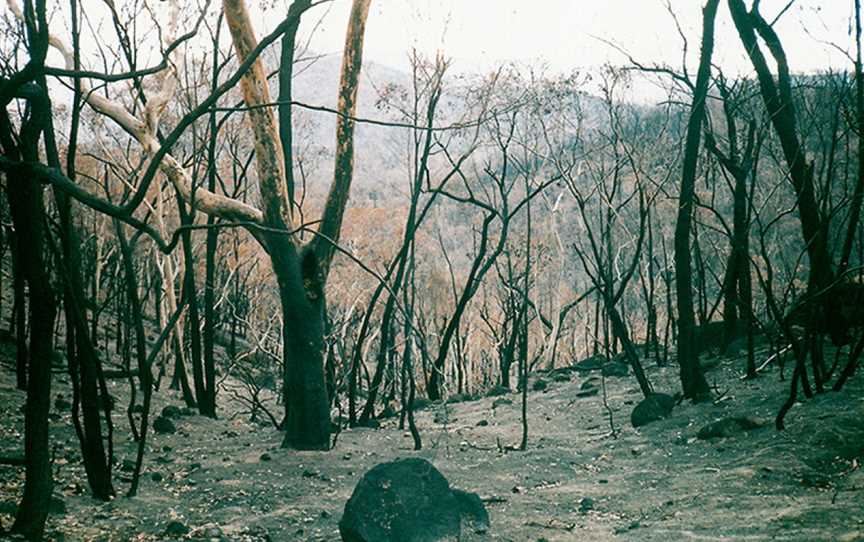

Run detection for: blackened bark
[[674, 0, 718, 401]]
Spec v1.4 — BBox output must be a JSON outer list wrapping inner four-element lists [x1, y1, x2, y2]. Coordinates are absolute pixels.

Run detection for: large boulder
[[630, 393, 676, 428], [339, 457, 488, 542]]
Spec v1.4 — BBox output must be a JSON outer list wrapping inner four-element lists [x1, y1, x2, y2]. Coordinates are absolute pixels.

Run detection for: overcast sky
[[295, 1, 854, 88]]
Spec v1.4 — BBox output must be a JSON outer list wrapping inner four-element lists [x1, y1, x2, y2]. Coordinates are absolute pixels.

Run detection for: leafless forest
[[0, 1, 863, 540]]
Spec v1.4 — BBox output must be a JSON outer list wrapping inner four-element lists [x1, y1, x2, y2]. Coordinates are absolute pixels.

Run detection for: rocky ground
[[1, 340, 863, 541]]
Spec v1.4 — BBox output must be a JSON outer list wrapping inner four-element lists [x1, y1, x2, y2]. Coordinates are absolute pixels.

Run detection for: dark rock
[[339, 457, 487, 542], [631, 393, 676, 428], [49, 495, 67, 515], [532, 379, 548, 392], [484, 385, 510, 397], [580, 378, 599, 390], [378, 405, 398, 419], [151, 472, 164, 482], [452, 488, 490, 534], [476, 420, 489, 427], [163, 520, 190, 537], [547, 365, 578, 380], [578, 497, 594, 513], [574, 355, 607, 373], [433, 408, 454, 424], [411, 398, 432, 411], [491, 398, 513, 409], [120, 458, 136, 473], [160, 405, 183, 419], [357, 418, 381, 429], [96, 393, 115, 411], [575, 388, 599, 398], [445, 393, 473, 404], [54, 395, 71, 412], [259, 453, 272, 462], [697, 417, 764, 440], [179, 407, 197, 417], [601, 360, 629, 378], [152, 416, 176, 435]]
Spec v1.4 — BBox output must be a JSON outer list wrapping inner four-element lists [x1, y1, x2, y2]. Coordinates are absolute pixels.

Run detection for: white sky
[[297, 1, 854, 81]]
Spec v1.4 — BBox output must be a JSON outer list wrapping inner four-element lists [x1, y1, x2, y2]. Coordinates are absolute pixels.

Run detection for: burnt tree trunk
[[674, 0, 718, 401]]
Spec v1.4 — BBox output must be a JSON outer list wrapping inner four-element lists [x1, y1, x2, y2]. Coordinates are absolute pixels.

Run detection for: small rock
[[551, 372, 572, 383], [574, 355, 606, 373], [446, 393, 474, 404], [532, 379, 548, 392], [120, 458, 136, 473], [163, 520, 189, 537], [485, 385, 510, 397], [152, 416, 176, 435], [575, 388, 599, 398], [54, 395, 71, 412], [259, 453, 272, 462], [151, 472, 164, 482], [476, 420, 489, 427], [160, 405, 183, 419], [630, 393, 676, 428], [578, 497, 594, 513], [601, 360, 629, 378], [356, 418, 381, 429], [580, 378, 599, 390], [492, 398, 513, 409], [49, 495, 66, 515]]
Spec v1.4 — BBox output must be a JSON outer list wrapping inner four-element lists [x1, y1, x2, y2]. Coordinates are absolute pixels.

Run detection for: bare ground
[[1, 344, 863, 541]]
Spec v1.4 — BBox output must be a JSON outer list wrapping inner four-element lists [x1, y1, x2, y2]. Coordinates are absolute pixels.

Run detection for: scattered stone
[[476, 419, 489, 427], [163, 520, 190, 538], [630, 393, 676, 428], [492, 398, 513, 409], [532, 379, 548, 392], [339, 457, 488, 542], [578, 497, 594, 513], [54, 395, 71, 412], [152, 416, 176, 435], [601, 360, 629, 378], [697, 417, 764, 440], [574, 355, 607, 373], [160, 405, 183, 419]]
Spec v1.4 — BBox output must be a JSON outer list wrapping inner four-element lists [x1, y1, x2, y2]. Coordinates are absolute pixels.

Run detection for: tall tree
[[674, 0, 718, 401]]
